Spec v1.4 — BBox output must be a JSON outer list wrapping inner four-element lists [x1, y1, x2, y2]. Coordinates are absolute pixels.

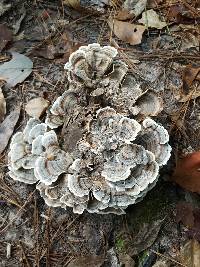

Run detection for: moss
[[125, 181, 175, 232], [115, 236, 125, 252]]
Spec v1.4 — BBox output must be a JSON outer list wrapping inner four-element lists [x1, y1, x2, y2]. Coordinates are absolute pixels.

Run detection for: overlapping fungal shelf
[[8, 44, 171, 214]]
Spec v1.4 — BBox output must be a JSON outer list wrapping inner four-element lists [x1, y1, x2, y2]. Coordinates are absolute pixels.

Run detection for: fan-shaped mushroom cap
[[138, 118, 172, 166], [133, 91, 163, 120], [36, 176, 68, 208], [65, 43, 118, 87], [48, 45, 163, 126], [8, 119, 41, 184], [45, 90, 79, 129], [87, 107, 141, 151], [8, 119, 72, 185]]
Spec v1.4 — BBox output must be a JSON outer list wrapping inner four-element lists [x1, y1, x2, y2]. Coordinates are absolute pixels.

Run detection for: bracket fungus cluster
[[8, 43, 171, 215]]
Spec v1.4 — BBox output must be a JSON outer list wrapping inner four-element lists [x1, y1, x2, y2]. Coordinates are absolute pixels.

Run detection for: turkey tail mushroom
[[8, 44, 171, 215]]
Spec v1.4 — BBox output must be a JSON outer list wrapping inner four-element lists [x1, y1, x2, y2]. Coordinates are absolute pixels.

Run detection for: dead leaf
[[32, 32, 81, 61], [25, 97, 50, 119], [147, 0, 163, 9], [123, 219, 164, 256], [108, 19, 145, 45], [170, 24, 199, 52], [123, 0, 147, 17], [172, 151, 200, 194], [118, 253, 135, 267], [51, 31, 78, 59], [0, 24, 12, 52], [167, 2, 198, 23], [138, 9, 167, 29], [170, 113, 186, 132], [152, 260, 169, 267], [167, 4, 188, 24], [169, 64, 200, 103], [182, 33, 199, 51], [0, 2, 11, 17], [176, 202, 200, 241], [32, 44, 56, 60], [67, 254, 104, 267], [180, 239, 200, 267], [0, 106, 20, 154], [178, 90, 200, 103], [116, 9, 134, 21], [0, 88, 6, 122], [63, 0, 80, 10], [176, 202, 195, 228], [182, 65, 200, 93], [13, 10, 26, 35], [64, 0, 109, 13], [0, 52, 33, 87]]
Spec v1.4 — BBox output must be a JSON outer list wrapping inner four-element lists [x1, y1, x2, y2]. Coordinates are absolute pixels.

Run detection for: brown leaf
[[32, 44, 56, 60], [182, 65, 200, 94], [0, 106, 20, 154], [172, 151, 200, 193], [180, 239, 200, 267], [67, 255, 104, 267], [63, 0, 80, 10], [176, 202, 200, 241], [0, 24, 12, 52], [152, 261, 169, 267], [167, 4, 189, 23], [108, 19, 145, 45], [118, 253, 135, 267], [178, 90, 200, 103], [0, 88, 6, 122], [123, 0, 147, 17], [64, 0, 108, 13], [32, 32, 81, 61], [124, 219, 164, 256], [55, 32, 82, 62], [116, 9, 134, 21], [176, 202, 195, 228], [170, 24, 199, 52], [25, 97, 50, 119]]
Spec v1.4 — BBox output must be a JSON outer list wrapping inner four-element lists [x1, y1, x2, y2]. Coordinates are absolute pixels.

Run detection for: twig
[[39, 214, 81, 261], [180, 0, 200, 17], [0, 190, 36, 233], [19, 241, 32, 267], [150, 249, 187, 267]]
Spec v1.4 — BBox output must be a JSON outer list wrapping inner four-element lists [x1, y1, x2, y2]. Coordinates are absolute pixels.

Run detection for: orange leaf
[[172, 151, 200, 193], [108, 19, 145, 45]]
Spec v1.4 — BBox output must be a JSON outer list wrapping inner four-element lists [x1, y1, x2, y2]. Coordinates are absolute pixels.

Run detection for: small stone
[[6, 243, 11, 259]]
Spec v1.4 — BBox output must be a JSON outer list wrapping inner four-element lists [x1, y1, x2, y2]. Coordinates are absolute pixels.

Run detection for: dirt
[[0, 0, 200, 266]]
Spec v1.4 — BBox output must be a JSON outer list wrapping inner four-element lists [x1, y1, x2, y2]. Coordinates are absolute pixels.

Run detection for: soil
[[0, 0, 199, 266]]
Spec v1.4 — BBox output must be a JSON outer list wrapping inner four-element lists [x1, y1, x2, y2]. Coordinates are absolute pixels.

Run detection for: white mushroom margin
[[8, 118, 72, 185]]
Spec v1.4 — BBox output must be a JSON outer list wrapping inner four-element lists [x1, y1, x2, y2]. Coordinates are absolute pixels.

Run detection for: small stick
[[150, 249, 187, 267], [19, 242, 31, 267], [0, 189, 36, 233]]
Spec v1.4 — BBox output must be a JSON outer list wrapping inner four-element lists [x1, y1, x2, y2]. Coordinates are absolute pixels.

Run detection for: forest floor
[[0, 0, 199, 266]]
